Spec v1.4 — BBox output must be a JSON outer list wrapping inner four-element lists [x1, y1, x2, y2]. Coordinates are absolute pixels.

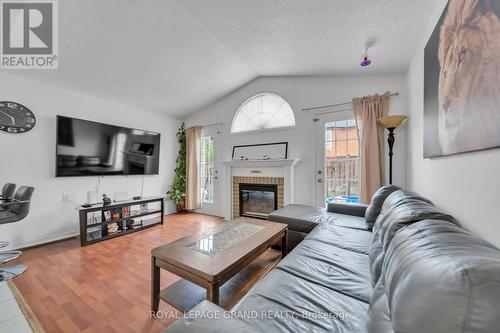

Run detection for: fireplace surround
[[223, 159, 299, 220], [232, 176, 284, 219]]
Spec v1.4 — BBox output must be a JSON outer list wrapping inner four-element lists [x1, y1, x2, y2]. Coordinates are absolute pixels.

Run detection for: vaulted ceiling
[[9, 0, 437, 118]]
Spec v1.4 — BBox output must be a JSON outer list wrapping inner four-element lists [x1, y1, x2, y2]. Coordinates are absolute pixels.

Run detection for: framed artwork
[[232, 142, 288, 160], [424, 0, 500, 157]]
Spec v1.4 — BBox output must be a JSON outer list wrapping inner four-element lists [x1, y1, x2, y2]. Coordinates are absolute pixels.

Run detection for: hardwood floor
[[10, 213, 278, 333]]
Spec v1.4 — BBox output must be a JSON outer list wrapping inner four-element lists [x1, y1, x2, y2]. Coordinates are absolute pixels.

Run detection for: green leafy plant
[[168, 123, 186, 209]]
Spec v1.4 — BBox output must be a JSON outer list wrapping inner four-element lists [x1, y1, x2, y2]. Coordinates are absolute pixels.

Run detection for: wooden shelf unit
[[78, 196, 164, 246]]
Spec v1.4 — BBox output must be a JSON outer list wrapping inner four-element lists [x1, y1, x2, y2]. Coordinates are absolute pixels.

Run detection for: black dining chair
[[0, 186, 34, 282]]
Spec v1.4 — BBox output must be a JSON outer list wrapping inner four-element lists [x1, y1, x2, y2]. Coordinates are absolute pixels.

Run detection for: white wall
[[186, 75, 407, 216], [405, 0, 500, 247], [0, 72, 181, 249]]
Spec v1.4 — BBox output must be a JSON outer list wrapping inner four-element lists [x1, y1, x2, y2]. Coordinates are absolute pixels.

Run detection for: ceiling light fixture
[[360, 47, 372, 67]]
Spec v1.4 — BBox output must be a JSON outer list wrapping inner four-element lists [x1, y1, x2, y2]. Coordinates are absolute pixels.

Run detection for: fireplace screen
[[239, 183, 278, 219]]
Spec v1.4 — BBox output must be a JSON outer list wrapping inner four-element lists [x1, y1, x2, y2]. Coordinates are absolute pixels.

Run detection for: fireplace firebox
[[239, 183, 278, 219]]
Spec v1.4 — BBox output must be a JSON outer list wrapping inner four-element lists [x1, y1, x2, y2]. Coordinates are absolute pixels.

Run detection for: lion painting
[[435, 0, 500, 155]]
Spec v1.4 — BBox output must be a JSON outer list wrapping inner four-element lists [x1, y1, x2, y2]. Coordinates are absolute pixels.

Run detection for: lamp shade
[[378, 115, 407, 129]]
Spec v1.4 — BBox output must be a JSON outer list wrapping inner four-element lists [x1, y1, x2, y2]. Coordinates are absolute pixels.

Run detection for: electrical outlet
[[62, 194, 70, 202]]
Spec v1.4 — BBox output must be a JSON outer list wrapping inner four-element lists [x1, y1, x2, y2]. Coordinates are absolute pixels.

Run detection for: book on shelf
[[122, 206, 130, 218], [103, 210, 112, 222]]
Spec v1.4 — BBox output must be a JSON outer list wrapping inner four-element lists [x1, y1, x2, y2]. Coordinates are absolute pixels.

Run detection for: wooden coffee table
[[151, 218, 287, 312]]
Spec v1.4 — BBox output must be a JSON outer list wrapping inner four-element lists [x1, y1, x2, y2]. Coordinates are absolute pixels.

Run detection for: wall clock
[[0, 101, 36, 134]]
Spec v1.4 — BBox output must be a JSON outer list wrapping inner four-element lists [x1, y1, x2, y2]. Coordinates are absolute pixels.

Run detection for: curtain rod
[[202, 122, 223, 128], [302, 92, 399, 112]]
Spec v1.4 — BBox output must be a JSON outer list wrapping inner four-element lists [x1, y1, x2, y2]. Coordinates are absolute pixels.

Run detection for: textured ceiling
[[7, 0, 437, 118]]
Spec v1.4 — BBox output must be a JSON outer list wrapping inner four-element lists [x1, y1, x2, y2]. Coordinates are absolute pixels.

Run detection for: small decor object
[[140, 203, 148, 212], [360, 48, 372, 67], [125, 219, 134, 230], [424, 0, 500, 157], [378, 115, 407, 184], [87, 212, 102, 225], [86, 191, 97, 205], [168, 123, 187, 212], [132, 219, 143, 229], [111, 209, 121, 220], [102, 194, 112, 206], [0, 101, 36, 134], [107, 223, 119, 235], [103, 210, 112, 222]]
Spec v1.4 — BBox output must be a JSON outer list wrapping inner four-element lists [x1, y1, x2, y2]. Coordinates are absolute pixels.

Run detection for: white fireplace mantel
[[222, 158, 300, 168], [222, 158, 300, 219]]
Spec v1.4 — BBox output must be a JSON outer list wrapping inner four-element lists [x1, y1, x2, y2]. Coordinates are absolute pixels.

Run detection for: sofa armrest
[[327, 203, 367, 217], [165, 301, 258, 333]]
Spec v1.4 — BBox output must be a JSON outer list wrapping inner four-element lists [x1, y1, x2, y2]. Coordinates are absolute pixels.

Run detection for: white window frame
[[230, 93, 296, 134]]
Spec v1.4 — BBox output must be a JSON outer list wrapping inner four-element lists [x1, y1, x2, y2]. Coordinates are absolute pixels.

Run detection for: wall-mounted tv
[[56, 116, 160, 177]]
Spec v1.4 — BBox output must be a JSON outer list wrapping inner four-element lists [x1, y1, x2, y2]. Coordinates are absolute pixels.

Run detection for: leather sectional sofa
[[166, 186, 500, 332]]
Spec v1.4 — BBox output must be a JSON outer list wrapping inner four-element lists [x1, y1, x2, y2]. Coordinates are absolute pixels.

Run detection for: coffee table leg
[[151, 257, 160, 313], [207, 281, 220, 305], [281, 230, 288, 258]]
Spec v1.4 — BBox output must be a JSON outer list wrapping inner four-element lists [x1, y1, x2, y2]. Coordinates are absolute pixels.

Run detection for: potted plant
[[168, 122, 187, 212]]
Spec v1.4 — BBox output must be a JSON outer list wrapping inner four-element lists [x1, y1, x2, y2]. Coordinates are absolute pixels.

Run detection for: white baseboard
[[10, 229, 79, 250]]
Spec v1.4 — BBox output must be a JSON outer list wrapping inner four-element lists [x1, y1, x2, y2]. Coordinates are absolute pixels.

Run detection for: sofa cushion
[[368, 232, 385, 285], [372, 189, 435, 234], [276, 238, 372, 303], [377, 193, 456, 251], [234, 269, 369, 333], [306, 223, 373, 255], [268, 204, 368, 234], [368, 219, 500, 333], [268, 204, 326, 233], [327, 202, 367, 217], [368, 189, 456, 285], [364, 184, 400, 230]]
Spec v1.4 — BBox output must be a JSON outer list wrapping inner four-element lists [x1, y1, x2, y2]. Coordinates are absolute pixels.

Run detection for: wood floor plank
[[11, 213, 277, 333]]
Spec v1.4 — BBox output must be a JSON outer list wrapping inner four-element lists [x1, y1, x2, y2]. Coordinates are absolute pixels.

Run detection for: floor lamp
[[377, 115, 407, 184]]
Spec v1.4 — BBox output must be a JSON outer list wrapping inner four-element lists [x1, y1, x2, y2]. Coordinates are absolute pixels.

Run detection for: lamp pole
[[377, 115, 407, 186], [386, 127, 395, 184]]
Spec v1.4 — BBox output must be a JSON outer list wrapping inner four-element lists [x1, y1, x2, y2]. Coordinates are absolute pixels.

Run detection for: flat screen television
[[56, 116, 161, 177]]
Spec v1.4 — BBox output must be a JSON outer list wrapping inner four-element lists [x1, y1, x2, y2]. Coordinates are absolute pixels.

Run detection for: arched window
[[231, 93, 295, 133]]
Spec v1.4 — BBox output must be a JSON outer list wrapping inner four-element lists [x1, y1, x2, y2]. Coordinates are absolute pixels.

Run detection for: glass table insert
[[187, 222, 265, 256]]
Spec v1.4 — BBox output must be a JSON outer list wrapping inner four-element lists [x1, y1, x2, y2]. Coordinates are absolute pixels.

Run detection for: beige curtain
[[353, 92, 391, 204], [186, 126, 202, 210]]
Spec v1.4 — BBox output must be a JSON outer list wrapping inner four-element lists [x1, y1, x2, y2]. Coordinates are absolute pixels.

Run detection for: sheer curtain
[[353, 92, 391, 204], [186, 126, 202, 210]]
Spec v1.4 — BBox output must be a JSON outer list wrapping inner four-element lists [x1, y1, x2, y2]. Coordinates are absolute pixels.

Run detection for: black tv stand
[[78, 196, 164, 247]]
